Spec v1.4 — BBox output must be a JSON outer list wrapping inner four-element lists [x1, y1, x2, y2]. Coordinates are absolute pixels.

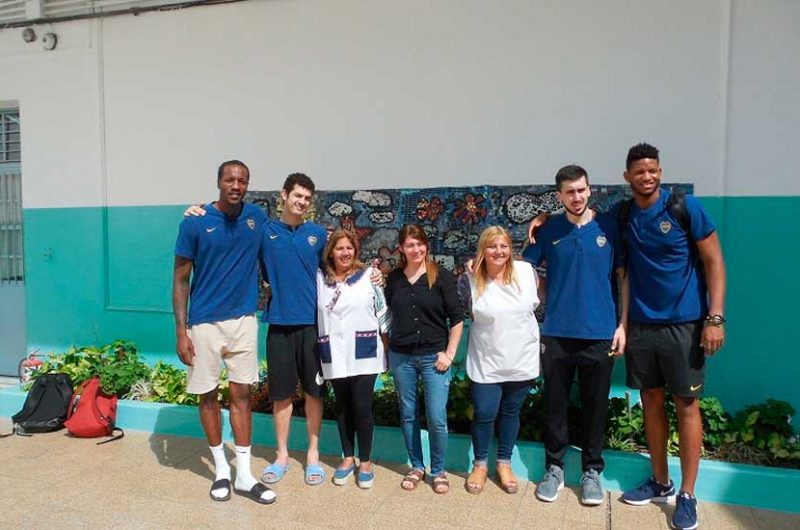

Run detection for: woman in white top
[[458, 225, 540, 495], [316, 229, 391, 489]]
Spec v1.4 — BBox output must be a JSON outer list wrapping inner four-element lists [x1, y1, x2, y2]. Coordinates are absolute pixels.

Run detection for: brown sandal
[[465, 466, 487, 494], [400, 468, 425, 491], [496, 463, 519, 494], [432, 473, 450, 494]]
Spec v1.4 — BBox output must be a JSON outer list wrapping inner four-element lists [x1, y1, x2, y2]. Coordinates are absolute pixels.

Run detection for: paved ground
[[0, 417, 797, 529]]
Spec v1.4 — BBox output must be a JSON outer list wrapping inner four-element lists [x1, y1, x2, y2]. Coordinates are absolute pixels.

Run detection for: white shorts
[[186, 314, 259, 395]]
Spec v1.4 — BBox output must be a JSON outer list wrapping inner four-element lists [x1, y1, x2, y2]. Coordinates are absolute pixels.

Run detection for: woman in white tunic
[[458, 226, 541, 494], [316, 229, 390, 489]]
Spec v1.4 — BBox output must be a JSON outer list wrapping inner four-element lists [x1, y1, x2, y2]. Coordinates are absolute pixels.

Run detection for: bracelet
[[705, 314, 726, 327]]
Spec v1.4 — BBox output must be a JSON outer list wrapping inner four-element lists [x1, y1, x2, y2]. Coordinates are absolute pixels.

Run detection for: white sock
[[235, 445, 276, 502], [209, 444, 231, 499]]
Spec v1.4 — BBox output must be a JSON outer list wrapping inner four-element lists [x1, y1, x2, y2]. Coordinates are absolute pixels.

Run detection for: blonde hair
[[473, 226, 518, 298], [323, 229, 364, 283], [398, 224, 439, 289]]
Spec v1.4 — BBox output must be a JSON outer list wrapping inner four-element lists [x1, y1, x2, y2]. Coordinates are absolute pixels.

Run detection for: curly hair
[[626, 143, 660, 169]]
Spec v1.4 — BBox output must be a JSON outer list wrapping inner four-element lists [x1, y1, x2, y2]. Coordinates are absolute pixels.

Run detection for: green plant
[[446, 375, 473, 434], [699, 396, 729, 450], [33, 340, 149, 396], [724, 399, 800, 467], [373, 373, 400, 427], [97, 341, 150, 395], [148, 361, 198, 406], [518, 380, 546, 442], [605, 396, 646, 452]]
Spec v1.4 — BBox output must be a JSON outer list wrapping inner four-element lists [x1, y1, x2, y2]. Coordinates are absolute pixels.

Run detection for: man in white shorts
[[173, 160, 275, 504]]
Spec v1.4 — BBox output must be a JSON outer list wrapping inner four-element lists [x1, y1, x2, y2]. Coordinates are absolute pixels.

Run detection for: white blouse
[[316, 267, 390, 380], [465, 260, 541, 383]]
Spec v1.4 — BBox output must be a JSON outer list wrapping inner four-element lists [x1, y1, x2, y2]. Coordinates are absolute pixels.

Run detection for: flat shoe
[[235, 483, 276, 505], [466, 467, 487, 494], [432, 473, 450, 494], [357, 470, 375, 489], [496, 464, 519, 494], [332, 465, 356, 486], [305, 463, 326, 486], [400, 469, 425, 491], [261, 461, 290, 484], [209, 478, 231, 501]]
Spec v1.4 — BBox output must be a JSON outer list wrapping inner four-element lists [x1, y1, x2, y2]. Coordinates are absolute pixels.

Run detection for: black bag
[[6, 373, 74, 436]]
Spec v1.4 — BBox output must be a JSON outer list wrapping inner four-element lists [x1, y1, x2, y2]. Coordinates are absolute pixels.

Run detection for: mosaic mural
[[248, 183, 692, 275]]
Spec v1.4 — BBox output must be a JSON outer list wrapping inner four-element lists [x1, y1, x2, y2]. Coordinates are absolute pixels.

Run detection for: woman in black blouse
[[384, 224, 464, 494]]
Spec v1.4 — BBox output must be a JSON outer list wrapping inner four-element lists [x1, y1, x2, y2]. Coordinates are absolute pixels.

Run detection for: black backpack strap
[[96, 427, 124, 445], [667, 188, 691, 236], [667, 188, 704, 274]]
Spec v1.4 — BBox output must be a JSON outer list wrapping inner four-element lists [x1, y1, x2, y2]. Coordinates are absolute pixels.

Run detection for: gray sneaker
[[535, 465, 564, 502], [580, 469, 604, 506]]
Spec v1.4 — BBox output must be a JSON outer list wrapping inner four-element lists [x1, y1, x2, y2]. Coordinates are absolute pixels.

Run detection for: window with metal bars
[[1, 111, 21, 162], [0, 108, 23, 284], [0, 171, 23, 284]]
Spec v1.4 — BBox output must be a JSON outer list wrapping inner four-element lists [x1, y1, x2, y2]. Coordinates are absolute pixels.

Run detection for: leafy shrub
[[34, 340, 149, 396], [27, 340, 800, 470], [148, 361, 198, 406], [721, 399, 800, 467]]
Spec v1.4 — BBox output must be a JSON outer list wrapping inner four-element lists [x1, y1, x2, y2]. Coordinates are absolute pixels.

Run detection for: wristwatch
[[705, 314, 726, 327]]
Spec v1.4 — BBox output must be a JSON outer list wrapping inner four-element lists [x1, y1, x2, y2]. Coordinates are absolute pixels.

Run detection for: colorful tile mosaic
[[249, 183, 691, 274]]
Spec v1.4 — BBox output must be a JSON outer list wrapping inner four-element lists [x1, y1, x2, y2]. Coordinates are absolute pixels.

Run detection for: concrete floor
[[0, 417, 797, 530]]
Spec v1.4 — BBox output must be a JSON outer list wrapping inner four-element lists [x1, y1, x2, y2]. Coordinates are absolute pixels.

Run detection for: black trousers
[[542, 336, 614, 472], [329, 374, 378, 461]]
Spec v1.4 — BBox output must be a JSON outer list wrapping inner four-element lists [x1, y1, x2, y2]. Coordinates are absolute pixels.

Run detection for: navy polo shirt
[[523, 212, 622, 339], [611, 190, 715, 324], [260, 220, 327, 325], [175, 202, 268, 326]]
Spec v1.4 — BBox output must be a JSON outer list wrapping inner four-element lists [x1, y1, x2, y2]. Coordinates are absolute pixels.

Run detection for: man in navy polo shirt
[[617, 143, 726, 530], [173, 160, 275, 505], [259, 173, 329, 487], [523, 165, 628, 506]]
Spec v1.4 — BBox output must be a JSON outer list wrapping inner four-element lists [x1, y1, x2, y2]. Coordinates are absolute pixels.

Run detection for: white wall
[[0, 0, 798, 208], [725, 0, 800, 197]]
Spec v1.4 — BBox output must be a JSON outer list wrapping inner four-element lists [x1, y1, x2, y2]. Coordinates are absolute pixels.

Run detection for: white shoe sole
[[332, 472, 353, 486], [535, 481, 564, 502], [581, 495, 604, 506], [623, 494, 676, 506]]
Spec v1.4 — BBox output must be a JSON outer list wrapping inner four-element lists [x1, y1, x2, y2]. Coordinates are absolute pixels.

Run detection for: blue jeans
[[470, 379, 533, 464], [389, 351, 451, 476]]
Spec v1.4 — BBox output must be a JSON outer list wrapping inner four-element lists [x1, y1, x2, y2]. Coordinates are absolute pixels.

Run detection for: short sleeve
[[522, 241, 544, 267], [684, 194, 716, 241], [175, 218, 198, 259]]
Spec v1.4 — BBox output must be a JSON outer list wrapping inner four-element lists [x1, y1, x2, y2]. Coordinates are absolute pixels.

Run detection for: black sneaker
[[622, 476, 676, 505], [672, 491, 698, 530]]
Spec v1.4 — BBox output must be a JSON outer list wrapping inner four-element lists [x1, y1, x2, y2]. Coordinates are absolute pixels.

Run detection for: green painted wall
[[22, 197, 800, 416]]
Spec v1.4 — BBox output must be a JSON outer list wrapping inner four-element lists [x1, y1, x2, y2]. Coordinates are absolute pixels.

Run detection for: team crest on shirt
[[308, 235, 318, 246], [247, 218, 255, 230], [596, 235, 607, 247], [660, 220, 672, 234]]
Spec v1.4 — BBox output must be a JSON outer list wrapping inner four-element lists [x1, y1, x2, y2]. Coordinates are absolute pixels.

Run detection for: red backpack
[[64, 377, 124, 444]]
